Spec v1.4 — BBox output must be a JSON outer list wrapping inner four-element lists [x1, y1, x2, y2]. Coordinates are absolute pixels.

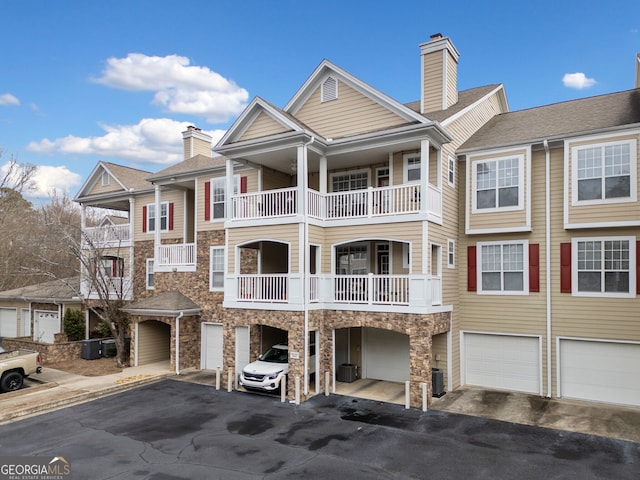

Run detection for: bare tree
[[47, 206, 132, 367]]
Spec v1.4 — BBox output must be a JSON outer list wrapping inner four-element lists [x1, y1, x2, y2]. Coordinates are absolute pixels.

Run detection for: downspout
[[175, 311, 184, 375], [544, 140, 552, 398], [302, 136, 314, 396]]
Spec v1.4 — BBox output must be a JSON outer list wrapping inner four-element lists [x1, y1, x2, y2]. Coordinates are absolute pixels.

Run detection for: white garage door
[[0, 308, 17, 338], [35, 311, 60, 344], [363, 328, 409, 382], [560, 339, 640, 407], [203, 324, 223, 370], [235, 326, 250, 374], [464, 333, 540, 394]]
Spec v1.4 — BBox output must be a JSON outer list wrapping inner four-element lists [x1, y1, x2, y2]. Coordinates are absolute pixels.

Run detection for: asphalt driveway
[[0, 379, 638, 479]]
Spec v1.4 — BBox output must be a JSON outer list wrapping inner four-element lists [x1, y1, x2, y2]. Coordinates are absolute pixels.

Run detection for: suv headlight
[[266, 370, 283, 380]]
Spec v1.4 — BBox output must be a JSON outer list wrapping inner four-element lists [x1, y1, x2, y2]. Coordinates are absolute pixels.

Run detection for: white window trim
[[209, 246, 226, 291], [570, 138, 637, 206], [210, 175, 240, 221], [146, 201, 169, 233], [471, 154, 525, 214], [146, 258, 155, 290], [402, 243, 411, 270], [447, 156, 455, 187], [571, 235, 636, 298], [403, 153, 421, 184], [101, 171, 110, 187], [328, 168, 370, 192], [477, 240, 529, 295], [447, 239, 455, 269]]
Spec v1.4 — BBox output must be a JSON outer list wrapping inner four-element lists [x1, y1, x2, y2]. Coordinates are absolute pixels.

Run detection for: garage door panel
[[364, 328, 409, 383], [560, 340, 640, 407], [0, 308, 18, 338], [203, 324, 223, 370], [464, 333, 540, 394]]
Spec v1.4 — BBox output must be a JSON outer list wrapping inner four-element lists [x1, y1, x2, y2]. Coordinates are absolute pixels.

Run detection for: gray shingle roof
[[0, 277, 81, 301], [122, 291, 200, 315], [407, 84, 503, 123], [147, 154, 227, 181], [460, 88, 640, 152]]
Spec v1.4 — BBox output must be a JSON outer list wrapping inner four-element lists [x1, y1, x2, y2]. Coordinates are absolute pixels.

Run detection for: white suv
[[239, 344, 289, 392]]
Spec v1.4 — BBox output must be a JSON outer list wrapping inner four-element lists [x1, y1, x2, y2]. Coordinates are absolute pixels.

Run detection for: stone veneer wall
[[1, 337, 82, 364]]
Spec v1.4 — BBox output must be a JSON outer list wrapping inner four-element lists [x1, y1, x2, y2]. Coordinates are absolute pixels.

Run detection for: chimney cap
[[430, 33, 443, 41], [187, 125, 202, 132]]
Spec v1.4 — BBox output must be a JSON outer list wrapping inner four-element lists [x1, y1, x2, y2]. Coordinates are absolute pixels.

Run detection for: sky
[[1, 0, 639, 202]]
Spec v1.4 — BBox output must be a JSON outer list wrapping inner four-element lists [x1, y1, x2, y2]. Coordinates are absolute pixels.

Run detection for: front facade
[[74, 35, 640, 409]]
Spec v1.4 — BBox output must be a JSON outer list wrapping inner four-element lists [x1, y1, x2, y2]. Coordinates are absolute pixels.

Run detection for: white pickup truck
[[0, 348, 43, 393]]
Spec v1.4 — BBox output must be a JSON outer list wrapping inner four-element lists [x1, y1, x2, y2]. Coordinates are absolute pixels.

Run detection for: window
[[321, 76, 338, 102], [96, 256, 124, 278], [574, 140, 634, 203], [210, 176, 240, 220], [448, 156, 455, 187], [478, 241, 527, 294], [146, 202, 169, 232], [335, 245, 368, 274], [404, 154, 421, 183], [210, 247, 225, 290], [473, 156, 522, 211], [574, 237, 634, 296], [146, 259, 155, 290], [101, 171, 110, 186], [331, 171, 368, 192], [447, 239, 455, 268]]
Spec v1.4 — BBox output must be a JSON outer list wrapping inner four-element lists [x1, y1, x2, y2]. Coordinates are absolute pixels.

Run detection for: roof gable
[[75, 162, 153, 201]]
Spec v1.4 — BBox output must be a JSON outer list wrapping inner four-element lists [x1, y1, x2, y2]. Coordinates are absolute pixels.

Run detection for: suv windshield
[[259, 347, 288, 363]]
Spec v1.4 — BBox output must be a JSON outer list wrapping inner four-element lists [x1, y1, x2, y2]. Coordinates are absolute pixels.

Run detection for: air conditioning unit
[[432, 368, 445, 397]]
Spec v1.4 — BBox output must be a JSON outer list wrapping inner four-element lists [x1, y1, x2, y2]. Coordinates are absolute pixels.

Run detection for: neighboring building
[[74, 34, 640, 408], [0, 277, 83, 343]]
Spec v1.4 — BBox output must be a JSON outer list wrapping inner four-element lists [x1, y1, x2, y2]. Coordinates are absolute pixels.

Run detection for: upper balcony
[[230, 184, 442, 225], [82, 224, 131, 248]]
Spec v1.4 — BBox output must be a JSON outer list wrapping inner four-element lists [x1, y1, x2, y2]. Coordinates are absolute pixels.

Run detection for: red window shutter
[[636, 241, 640, 295], [529, 243, 540, 293], [142, 206, 147, 233], [467, 245, 477, 292], [560, 242, 572, 293], [168, 202, 174, 230], [204, 181, 211, 221], [240, 176, 247, 194], [111, 258, 117, 277]]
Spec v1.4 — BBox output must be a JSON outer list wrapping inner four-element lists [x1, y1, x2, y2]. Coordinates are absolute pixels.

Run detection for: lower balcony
[[155, 243, 196, 272], [224, 273, 444, 313]]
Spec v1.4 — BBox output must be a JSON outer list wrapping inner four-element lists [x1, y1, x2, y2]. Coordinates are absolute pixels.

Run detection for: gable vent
[[321, 76, 338, 102]]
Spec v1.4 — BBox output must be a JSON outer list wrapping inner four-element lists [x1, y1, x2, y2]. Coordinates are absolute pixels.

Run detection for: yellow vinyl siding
[[566, 133, 640, 225], [262, 167, 291, 190], [133, 190, 185, 242], [183, 136, 211, 159], [238, 111, 291, 142], [422, 52, 444, 112], [445, 50, 458, 108], [295, 80, 408, 139], [87, 174, 124, 195]]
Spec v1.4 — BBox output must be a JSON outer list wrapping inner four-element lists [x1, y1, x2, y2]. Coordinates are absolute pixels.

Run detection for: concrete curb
[[0, 374, 169, 424]]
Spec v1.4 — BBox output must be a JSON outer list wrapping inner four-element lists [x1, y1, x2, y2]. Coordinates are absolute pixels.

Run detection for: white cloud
[[0, 93, 20, 106], [93, 53, 249, 123], [31, 165, 83, 198], [562, 72, 597, 89], [26, 118, 226, 165]]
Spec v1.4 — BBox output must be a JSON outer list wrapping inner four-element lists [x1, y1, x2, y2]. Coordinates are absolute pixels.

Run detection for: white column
[[225, 158, 234, 220], [420, 139, 430, 213], [319, 155, 327, 194], [154, 185, 161, 262]]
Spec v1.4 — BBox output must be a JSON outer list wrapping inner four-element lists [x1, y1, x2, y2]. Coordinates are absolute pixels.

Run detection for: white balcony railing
[[80, 277, 133, 301], [226, 273, 442, 310], [156, 243, 196, 268], [232, 184, 442, 222], [83, 224, 130, 246]]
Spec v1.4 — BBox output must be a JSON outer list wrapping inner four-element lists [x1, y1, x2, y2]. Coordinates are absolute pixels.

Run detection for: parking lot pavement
[[1, 379, 638, 480]]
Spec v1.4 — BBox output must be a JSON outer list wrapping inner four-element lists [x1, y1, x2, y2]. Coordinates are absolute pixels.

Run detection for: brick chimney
[[182, 126, 212, 160], [419, 33, 460, 113]]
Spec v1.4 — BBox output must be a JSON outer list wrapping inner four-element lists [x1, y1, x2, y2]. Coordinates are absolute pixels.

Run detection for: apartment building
[[74, 35, 640, 408]]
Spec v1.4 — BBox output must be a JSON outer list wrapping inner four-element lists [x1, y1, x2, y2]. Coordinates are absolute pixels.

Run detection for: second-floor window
[[146, 259, 154, 290], [473, 156, 521, 211], [574, 237, 633, 295], [95, 256, 124, 278], [208, 176, 240, 220], [478, 241, 527, 294], [147, 202, 169, 232], [404, 154, 421, 183], [574, 140, 633, 203]]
